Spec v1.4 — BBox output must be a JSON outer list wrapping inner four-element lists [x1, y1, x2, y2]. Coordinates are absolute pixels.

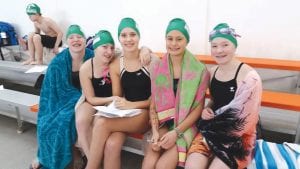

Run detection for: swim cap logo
[[93, 37, 101, 45]]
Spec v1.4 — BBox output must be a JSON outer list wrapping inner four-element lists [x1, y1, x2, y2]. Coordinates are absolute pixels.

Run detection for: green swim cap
[[26, 3, 41, 15], [166, 18, 190, 43], [209, 23, 238, 47], [118, 17, 140, 38], [66, 25, 85, 39], [93, 30, 115, 50]]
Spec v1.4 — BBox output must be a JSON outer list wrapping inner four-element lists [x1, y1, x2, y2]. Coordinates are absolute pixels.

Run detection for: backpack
[[86, 36, 94, 50], [0, 21, 18, 46]]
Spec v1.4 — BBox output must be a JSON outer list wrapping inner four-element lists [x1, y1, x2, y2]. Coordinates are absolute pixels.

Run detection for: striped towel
[[248, 139, 300, 169]]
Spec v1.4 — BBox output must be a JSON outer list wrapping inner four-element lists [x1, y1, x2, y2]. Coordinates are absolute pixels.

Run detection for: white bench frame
[[0, 88, 39, 133]]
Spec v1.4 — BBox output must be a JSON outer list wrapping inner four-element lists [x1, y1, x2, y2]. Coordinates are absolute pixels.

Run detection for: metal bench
[[0, 61, 44, 87], [0, 88, 39, 133]]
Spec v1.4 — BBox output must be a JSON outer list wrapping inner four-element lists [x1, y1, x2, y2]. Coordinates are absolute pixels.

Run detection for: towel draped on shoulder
[[37, 48, 93, 169], [151, 50, 209, 166], [198, 70, 262, 169]]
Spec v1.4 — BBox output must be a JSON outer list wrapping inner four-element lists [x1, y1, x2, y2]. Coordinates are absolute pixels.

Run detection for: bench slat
[[197, 55, 300, 71], [262, 90, 300, 112], [155, 53, 300, 71]]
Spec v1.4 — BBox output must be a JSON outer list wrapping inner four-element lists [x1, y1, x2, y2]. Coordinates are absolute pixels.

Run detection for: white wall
[[2, 0, 300, 60]]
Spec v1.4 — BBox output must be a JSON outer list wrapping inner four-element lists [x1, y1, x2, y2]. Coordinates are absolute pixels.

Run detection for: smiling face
[[67, 34, 86, 53], [210, 37, 236, 65], [95, 44, 115, 64], [119, 28, 139, 53], [166, 30, 187, 57]]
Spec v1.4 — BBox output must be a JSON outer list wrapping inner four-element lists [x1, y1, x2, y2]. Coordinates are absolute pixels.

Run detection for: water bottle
[[0, 31, 9, 46]]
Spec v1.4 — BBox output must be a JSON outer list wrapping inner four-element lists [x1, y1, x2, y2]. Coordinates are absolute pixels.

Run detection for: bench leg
[[14, 106, 23, 134], [295, 114, 300, 143], [0, 47, 4, 60], [296, 72, 300, 94]]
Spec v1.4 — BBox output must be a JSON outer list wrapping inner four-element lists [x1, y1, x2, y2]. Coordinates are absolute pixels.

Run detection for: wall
[[1, 0, 300, 60]]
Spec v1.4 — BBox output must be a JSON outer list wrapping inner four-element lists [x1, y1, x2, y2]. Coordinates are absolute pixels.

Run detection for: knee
[[142, 155, 156, 169], [93, 118, 109, 131], [185, 161, 197, 169], [185, 155, 206, 169], [155, 161, 166, 169], [32, 34, 41, 44], [104, 137, 123, 156], [28, 32, 35, 40], [155, 159, 176, 169]]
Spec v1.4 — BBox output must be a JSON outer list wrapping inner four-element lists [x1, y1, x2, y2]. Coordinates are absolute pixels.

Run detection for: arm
[[149, 98, 161, 151], [47, 18, 63, 54], [149, 99, 159, 134], [201, 96, 215, 120], [110, 58, 122, 97], [160, 69, 210, 149], [201, 67, 215, 120], [227, 71, 262, 134], [114, 96, 150, 109], [139, 46, 163, 67], [139, 46, 152, 66], [80, 60, 115, 106], [176, 105, 203, 135], [174, 69, 210, 136], [159, 104, 203, 150], [34, 23, 41, 34]]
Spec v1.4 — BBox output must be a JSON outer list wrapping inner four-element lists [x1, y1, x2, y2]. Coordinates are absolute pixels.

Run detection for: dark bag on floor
[[0, 21, 18, 46]]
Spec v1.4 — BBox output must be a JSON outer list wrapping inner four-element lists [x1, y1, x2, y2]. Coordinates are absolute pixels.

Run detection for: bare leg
[[75, 102, 95, 159], [18, 38, 28, 51], [185, 153, 210, 169], [30, 34, 43, 65], [23, 32, 35, 65], [86, 118, 113, 169], [208, 157, 230, 169], [155, 145, 178, 169], [142, 127, 169, 169], [30, 158, 41, 169], [69, 146, 82, 169], [86, 110, 149, 169], [103, 132, 126, 169]]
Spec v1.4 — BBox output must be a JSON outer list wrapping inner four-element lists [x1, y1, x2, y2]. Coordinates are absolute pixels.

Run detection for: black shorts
[[38, 34, 62, 48]]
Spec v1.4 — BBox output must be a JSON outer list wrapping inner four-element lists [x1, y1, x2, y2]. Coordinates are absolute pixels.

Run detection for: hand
[[158, 130, 177, 149], [139, 46, 152, 66], [114, 97, 130, 109], [150, 130, 161, 151], [201, 108, 215, 120], [110, 96, 120, 103], [53, 46, 59, 54]]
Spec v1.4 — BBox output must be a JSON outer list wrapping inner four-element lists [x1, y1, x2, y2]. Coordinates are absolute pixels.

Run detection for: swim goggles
[[209, 28, 241, 41]]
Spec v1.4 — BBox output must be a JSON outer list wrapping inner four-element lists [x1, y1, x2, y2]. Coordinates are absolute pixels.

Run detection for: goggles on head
[[209, 28, 241, 41]]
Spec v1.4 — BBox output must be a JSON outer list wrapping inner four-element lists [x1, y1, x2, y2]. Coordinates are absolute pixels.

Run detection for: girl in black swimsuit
[[75, 30, 116, 162], [86, 17, 158, 169]]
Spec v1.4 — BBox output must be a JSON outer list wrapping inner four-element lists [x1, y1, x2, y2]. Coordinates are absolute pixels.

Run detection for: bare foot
[[30, 158, 41, 169], [22, 59, 33, 65], [30, 61, 43, 65]]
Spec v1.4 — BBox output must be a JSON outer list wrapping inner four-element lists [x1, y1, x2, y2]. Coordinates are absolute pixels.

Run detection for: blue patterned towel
[[248, 139, 300, 169], [37, 48, 93, 169]]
